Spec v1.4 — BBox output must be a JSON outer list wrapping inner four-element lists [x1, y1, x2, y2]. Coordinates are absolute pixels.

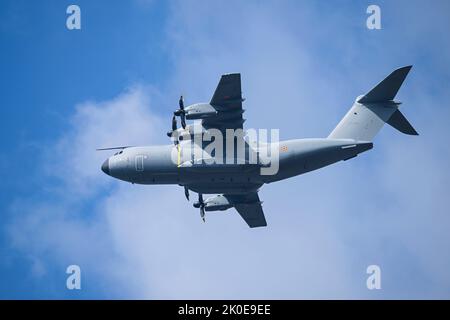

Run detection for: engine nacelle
[[203, 195, 233, 212], [185, 103, 217, 120]]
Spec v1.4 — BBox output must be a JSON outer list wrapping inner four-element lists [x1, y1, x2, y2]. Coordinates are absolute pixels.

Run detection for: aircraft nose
[[101, 159, 110, 175]]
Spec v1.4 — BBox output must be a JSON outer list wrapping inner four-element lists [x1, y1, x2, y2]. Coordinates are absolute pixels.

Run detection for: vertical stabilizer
[[328, 66, 417, 141]]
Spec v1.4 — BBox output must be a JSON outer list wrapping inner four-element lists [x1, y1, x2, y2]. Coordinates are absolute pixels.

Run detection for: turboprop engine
[[193, 194, 233, 222], [193, 194, 233, 212]]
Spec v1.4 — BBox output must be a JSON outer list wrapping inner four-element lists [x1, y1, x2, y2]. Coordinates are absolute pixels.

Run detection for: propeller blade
[[200, 206, 205, 222], [171, 115, 177, 131], [184, 186, 189, 201], [179, 95, 184, 110], [198, 193, 205, 222], [170, 115, 179, 145], [181, 113, 186, 129]]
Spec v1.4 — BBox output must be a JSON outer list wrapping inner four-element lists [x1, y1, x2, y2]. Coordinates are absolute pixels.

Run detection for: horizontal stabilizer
[[358, 66, 412, 103], [387, 109, 419, 135]]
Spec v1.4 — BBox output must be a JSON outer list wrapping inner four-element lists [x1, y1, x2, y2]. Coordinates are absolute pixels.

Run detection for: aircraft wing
[[202, 73, 245, 132], [225, 192, 267, 228]]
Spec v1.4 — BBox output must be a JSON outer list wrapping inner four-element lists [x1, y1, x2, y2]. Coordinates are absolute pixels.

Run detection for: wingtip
[[222, 72, 241, 77], [398, 65, 413, 73]]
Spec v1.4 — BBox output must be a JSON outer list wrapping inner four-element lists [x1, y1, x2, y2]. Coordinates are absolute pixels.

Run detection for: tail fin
[[358, 66, 412, 103], [328, 66, 418, 141]]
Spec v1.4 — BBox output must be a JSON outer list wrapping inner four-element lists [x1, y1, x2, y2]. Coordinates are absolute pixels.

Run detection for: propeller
[[174, 95, 186, 129], [193, 193, 206, 222], [168, 96, 186, 143], [184, 186, 189, 201], [167, 115, 179, 145]]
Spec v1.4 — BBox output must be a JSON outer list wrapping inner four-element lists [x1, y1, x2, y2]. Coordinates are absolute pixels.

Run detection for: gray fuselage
[[102, 138, 372, 195]]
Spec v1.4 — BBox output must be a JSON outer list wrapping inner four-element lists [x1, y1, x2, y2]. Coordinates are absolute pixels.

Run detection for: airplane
[[99, 66, 418, 228]]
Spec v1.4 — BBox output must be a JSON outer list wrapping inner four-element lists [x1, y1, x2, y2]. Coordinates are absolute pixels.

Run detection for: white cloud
[[46, 85, 165, 197]]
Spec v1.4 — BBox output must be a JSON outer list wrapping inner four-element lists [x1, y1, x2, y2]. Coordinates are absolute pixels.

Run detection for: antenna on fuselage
[[96, 146, 133, 151]]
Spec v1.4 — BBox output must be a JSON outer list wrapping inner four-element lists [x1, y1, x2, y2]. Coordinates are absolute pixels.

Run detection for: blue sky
[[1, 0, 450, 299]]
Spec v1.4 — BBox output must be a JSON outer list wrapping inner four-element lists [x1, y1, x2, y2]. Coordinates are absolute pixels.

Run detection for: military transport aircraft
[[99, 66, 417, 228]]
